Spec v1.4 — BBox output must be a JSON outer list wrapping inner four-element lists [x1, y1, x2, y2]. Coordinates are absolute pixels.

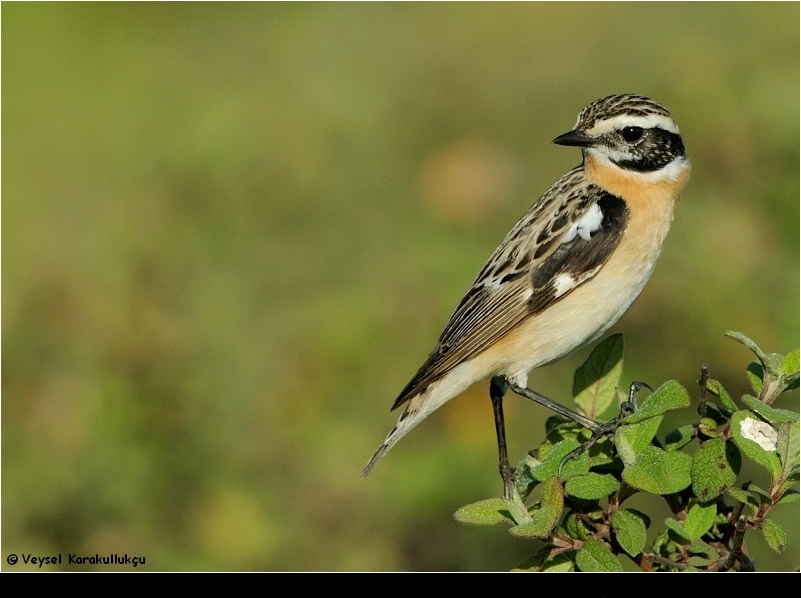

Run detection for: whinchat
[[363, 94, 690, 497]]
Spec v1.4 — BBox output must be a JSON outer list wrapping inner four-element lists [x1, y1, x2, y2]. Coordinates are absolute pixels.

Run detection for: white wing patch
[[552, 273, 578, 298], [563, 202, 603, 243]]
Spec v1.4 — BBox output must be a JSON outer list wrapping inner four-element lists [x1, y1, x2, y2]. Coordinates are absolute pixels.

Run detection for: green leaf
[[730, 411, 782, 480], [665, 424, 696, 452], [781, 349, 799, 377], [740, 394, 799, 424], [651, 529, 672, 556], [541, 475, 564, 508], [622, 445, 671, 494], [564, 511, 592, 541], [565, 472, 620, 500], [777, 490, 800, 505], [697, 417, 718, 438], [510, 508, 560, 539], [575, 540, 623, 572], [686, 541, 717, 560], [511, 550, 576, 572], [777, 421, 800, 471], [573, 334, 623, 420], [534, 553, 575, 572], [615, 414, 663, 467], [746, 358, 794, 406], [724, 332, 794, 403], [612, 509, 648, 557], [623, 380, 690, 424], [781, 349, 800, 392], [725, 487, 760, 510], [746, 362, 764, 395], [514, 454, 539, 498], [545, 415, 578, 436], [684, 501, 717, 540], [705, 378, 737, 412], [663, 450, 693, 494], [761, 519, 788, 554], [454, 498, 515, 526], [506, 489, 533, 525], [700, 402, 728, 424], [747, 484, 772, 504], [510, 476, 563, 539], [665, 518, 693, 543], [511, 555, 543, 572], [777, 473, 801, 497], [724, 331, 768, 362], [528, 439, 590, 482], [691, 438, 741, 501]]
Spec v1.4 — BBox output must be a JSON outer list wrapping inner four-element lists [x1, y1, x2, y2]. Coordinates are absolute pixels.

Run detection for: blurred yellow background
[[2, 3, 798, 570]]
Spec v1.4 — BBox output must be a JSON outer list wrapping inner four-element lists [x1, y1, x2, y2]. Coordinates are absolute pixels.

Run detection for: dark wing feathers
[[392, 276, 529, 409], [529, 193, 628, 313], [392, 171, 629, 410]]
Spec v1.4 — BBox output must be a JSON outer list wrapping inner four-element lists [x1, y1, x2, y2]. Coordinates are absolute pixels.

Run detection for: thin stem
[[698, 365, 709, 418], [718, 515, 748, 572]]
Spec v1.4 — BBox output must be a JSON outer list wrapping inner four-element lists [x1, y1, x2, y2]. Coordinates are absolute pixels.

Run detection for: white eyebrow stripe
[[586, 113, 680, 136]]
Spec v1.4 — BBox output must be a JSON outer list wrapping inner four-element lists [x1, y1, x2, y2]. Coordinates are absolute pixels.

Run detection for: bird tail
[[362, 380, 452, 478]]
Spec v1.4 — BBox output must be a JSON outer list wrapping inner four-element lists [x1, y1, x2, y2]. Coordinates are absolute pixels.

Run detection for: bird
[[362, 94, 691, 498]]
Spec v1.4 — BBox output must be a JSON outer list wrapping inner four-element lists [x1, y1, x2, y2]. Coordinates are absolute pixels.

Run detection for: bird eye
[[621, 126, 644, 142]]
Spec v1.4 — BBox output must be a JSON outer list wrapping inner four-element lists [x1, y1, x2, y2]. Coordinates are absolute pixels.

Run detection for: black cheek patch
[[615, 130, 685, 172]]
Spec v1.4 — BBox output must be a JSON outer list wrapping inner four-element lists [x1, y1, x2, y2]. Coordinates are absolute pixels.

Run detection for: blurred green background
[[2, 3, 798, 571]]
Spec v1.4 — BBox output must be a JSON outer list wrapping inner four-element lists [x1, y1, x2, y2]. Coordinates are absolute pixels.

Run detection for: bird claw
[[556, 381, 650, 478]]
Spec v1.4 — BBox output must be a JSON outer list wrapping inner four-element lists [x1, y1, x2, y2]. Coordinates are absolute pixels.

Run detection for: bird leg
[[506, 381, 602, 433], [489, 376, 515, 499]]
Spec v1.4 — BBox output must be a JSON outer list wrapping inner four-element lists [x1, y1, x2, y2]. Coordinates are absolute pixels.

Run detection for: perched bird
[[363, 94, 691, 497]]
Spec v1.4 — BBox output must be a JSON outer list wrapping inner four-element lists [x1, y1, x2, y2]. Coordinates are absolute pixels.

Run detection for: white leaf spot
[[739, 418, 778, 451]]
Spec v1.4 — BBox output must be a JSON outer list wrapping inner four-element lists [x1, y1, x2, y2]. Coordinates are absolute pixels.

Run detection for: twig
[[698, 365, 709, 418]]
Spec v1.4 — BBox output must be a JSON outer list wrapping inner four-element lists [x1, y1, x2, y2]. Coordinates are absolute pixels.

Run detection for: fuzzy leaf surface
[[622, 445, 671, 495], [615, 415, 663, 467], [623, 380, 690, 424], [575, 540, 622, 572], [565, 472, 620, 501], [510, 476, 563, 539], [705, 378, 737, 412], [528, 439, 590, 482], [573, 333, 623, 420], [684, 501, 717, 540], [691, 438, 741, 501], [740, 394, 798, 424], [665, 518, 692, 543], [761, 519, 788, 554], [611, 509, 648, 557], [777, 421, 800, 470], [663, 450, 693, 494], [454, 499, 515, 526]]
